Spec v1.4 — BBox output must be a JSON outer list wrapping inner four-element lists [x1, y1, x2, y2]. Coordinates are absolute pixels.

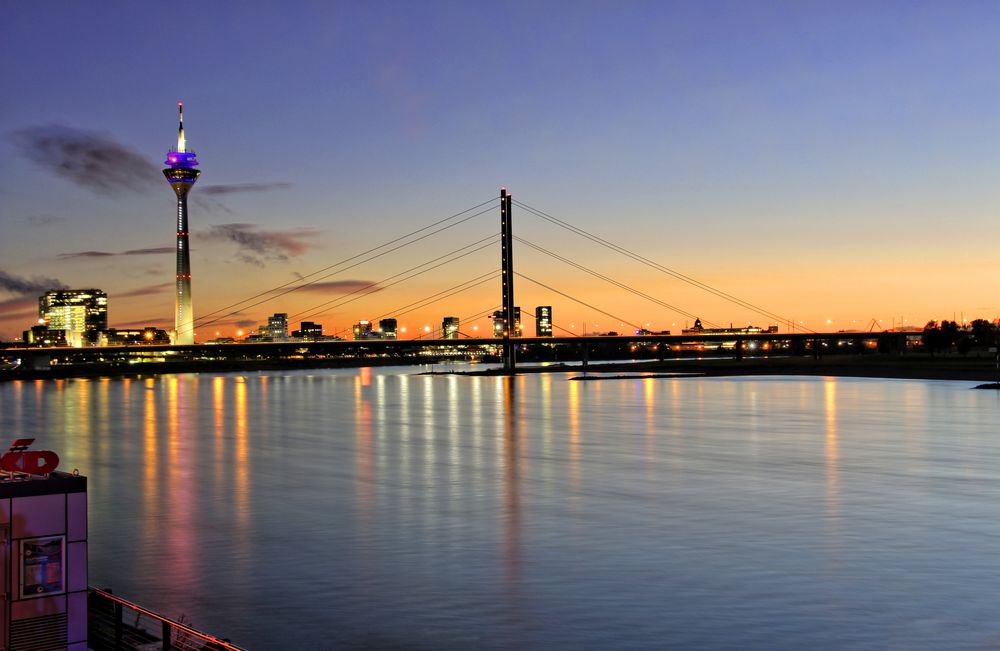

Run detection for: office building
[[22, 325, 67, 347], [442, 316, 460, 339], [292, 321, 323, 339], [267, 313, 289, 341], [492, 307, 522, 338], [379, 318, 398, 339], [102, 327, 170, 345], [163, 102, 201, 345], [535, 306, 553, 337], [353, 320, 374, 340], [38, 289, 108, 347]]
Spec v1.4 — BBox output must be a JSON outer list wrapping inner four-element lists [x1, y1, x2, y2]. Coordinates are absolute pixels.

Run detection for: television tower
[[163, 102, 200, 345]]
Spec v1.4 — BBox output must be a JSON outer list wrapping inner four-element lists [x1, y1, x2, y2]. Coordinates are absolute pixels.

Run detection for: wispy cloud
[[0, 269, 67, 296], [10, 125, 291, 211], [0, 296, 40, 313], [203, 223, 320, 266], [293, 280, 381, 294], [58, 247, 174, 259], [112, 318, 169, 329], [11, 126, 160, 196], [57, 251, 114, 259], [113, 283, 173, 299], [26, 214, 68, 227], [123, 247, 175, 256], [199, 182, 293, 196]]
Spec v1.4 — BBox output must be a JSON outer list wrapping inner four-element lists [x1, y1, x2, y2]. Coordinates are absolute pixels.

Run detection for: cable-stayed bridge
[[5, 188, 907, 375], [189, 189, 817, 337]]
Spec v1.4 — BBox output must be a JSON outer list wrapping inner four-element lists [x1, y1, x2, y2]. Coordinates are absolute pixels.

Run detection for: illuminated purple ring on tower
[[165, 150, 200, 169]]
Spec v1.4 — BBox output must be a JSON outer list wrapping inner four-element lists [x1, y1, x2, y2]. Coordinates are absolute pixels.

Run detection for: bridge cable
[[185, 201, 499, 334], [375, 272, 500, 323], [515, 272, 642, 333], [515, 235, 719, 328], [514, 199, 815, 333], [288, 236, 499, 324], [332, 273, 499, 339], [189, 196, 497, 327]]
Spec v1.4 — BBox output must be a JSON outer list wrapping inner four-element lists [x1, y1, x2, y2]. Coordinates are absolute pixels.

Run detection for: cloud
[[10, 126, 292, 213], [10, 126, 160, 196], [0, 296, 40, 313], [203, 223, 320, 266], [58, 251, 114, 259], [113, 283, 173, 299], [199, 182, 292, 196], [193, 183, 292, 213], [58, 247, 175, 259], [112, 318, 169, 329], [234, 319, 258, 328], [0, 270, 67, 295], [26, 214, 68, 227], [293, 280, 381, 294], [124, 247, 175, 256]]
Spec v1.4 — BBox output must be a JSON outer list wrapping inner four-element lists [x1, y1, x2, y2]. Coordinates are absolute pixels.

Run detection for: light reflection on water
[[2, 369, 1000, 650]]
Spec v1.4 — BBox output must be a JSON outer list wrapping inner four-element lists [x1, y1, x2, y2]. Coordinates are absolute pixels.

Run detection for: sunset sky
[[2, 2, 998, 340]]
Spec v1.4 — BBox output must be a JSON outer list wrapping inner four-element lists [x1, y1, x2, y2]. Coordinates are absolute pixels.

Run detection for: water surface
[[2, 368, 998, 649]]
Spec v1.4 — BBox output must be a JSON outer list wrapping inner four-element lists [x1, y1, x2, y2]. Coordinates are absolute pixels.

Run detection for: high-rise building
[[292, 321, 323, 340], [267, 313, 289, 341], [353, 320, 374, 340], [492, 307, 521, 337], [379, 318, 398, 339], [442, 316, 460, 339], [535, 306, 553, 337], [38, 289, 108, 347], [163, 102, 200, 345]]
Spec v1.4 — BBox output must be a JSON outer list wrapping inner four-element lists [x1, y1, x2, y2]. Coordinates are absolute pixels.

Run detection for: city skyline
[[2, 3, 999, 341]]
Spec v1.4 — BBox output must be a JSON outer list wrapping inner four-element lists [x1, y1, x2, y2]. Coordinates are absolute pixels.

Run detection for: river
[[2, 366, 999, 649]]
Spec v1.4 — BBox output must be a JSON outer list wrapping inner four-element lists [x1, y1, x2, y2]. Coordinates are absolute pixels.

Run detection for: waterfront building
[[38, 289, 108, 347], [353, 320, 374, 340], [292, 321, 323, 340], [535, 306, 553, 337], [22, 325, 68, 347], [682, 318, 779, 336], [163, 102, 201, 345], [379, 318, 398, 339], [0, 440, 88, 649], [442, 316, 460, 339], [267, 313, 289, 342], [491, 307, 522, 338], [102, 327, 170, 345]]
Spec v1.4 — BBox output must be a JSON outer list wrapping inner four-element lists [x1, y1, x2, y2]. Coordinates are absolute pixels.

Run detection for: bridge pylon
[[500, 187, 516, 373]]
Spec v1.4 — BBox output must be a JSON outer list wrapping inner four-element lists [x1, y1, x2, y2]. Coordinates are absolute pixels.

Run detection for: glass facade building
[[442, 317, 460, 340], [535, 306, 553, 337], [38, 290, 108, 347]]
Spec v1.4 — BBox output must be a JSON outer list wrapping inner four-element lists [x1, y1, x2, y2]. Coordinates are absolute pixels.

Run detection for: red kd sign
[[1, 438, 60, 475]]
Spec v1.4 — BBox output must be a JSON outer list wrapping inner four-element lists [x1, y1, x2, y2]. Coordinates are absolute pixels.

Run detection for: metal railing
[[88, 587, 245, 651]]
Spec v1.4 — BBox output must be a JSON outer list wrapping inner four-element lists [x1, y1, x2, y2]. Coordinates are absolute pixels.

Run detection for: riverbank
[[431, 354, 1000, 383], [2, 353, 998, 383]]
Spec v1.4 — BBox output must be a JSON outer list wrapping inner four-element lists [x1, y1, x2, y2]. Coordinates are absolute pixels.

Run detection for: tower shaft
[[171, 181, 196, 345], [163, 102, 200, 345]]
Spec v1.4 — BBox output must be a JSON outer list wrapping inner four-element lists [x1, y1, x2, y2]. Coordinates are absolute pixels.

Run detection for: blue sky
[[2, 1, 998, 338]]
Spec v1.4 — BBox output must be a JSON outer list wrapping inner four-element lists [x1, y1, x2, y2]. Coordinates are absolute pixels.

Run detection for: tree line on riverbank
[[921, 319, 999, 356]]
